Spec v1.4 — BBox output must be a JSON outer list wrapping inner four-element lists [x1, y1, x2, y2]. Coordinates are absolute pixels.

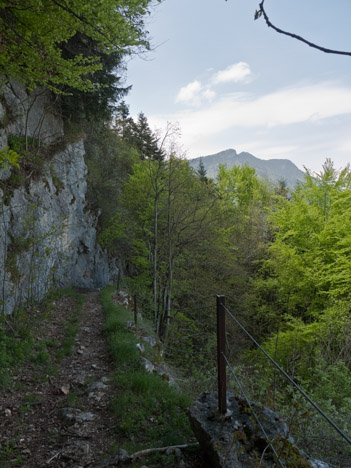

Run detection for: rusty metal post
[[217, 295, 227, 415], [116, 269, 121, 292], [133, 295, 137, 326]]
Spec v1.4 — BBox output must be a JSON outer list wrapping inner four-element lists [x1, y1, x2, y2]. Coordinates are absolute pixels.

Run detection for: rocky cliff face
[[0, 81, 114, 315]]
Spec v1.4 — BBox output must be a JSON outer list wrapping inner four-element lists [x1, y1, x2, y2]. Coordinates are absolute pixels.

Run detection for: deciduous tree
[[0, 0, 157, 93]]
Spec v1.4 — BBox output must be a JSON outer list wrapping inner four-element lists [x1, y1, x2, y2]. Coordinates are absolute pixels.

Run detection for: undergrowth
[[100, 286, 194, 467]]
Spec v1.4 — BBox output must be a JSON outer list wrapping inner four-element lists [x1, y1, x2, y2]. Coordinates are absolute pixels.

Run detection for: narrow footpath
[[1, 291, 118, 467]]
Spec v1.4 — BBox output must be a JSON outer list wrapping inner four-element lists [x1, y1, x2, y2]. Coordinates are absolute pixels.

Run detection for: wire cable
[[223, 305, 351, 447], [172, 304, 214, 312], [222, 353, 284, 467]]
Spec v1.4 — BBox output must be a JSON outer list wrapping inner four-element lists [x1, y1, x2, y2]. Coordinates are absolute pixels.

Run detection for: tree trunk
[[153, 194, 158, 330]]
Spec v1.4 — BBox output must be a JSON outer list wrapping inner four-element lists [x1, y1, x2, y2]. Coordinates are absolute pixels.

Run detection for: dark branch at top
[[257, 0, 351, 57]]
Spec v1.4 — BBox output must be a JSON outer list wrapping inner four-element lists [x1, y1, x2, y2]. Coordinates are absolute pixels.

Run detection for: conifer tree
[[133, 113, 164, 161], [196, 158, 208, 183]]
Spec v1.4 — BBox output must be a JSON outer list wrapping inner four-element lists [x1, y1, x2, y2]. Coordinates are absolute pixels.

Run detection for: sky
[[124, 0, 351, 172]]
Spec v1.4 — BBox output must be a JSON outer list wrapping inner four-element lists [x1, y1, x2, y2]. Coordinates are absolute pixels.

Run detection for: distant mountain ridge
[[189, 149, 305, 188]]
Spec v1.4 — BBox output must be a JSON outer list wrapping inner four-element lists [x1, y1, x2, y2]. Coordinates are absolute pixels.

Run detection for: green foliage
[[60, 35, 130, 123], [0, 0, 157, 93], [275, 178, 289, 198], [95, 123, 351, 461], [0, 439, 23, 467], [100, 286, 140, 368], [7, 135, 29, 153], [0, 134, 57, 200], [234, 160, 351, 464], [249, 300, 351, 384], [0, 147, 21, 170], [5, 233, 33, 283], [305, 359, 351, 410], [217, 163, 274, 274], [51, 174, 64, 194], [274, 437, 313, 468], [99, 151, 275, 384], [110, 155, 230, 341], [248, 318, 321, 380], [250, 161, 349, 332], [0, 319, 34, 388], [0, 168, 25, 205], [195, 158, 208, 183], [114, 107, 163, 159], [132, 112, 165, 161], [84, 122, 139, 230], [217, 163, 273, 211], [94, 104, 350, 461]]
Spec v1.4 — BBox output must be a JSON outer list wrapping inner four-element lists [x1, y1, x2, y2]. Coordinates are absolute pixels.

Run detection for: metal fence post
[[217, 295, 227, 414], [133, 295, 137, 326]]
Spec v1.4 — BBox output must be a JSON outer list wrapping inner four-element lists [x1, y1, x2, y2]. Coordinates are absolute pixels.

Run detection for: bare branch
[[257, 0, 351, 57], [131, 443, 199, 461]]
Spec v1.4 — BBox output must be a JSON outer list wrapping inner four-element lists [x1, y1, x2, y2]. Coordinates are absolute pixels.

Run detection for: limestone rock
[[1, 80, 63, 148], [95, 448, 130, 467], [136, 343, 145, 353], [0, 83, 119, 315], [141, 357, 155, 373], [188, 392, 328, 468], [58, 408, 95, 425], [140, 357, 177, 388], [88, 382, 108, 391], [142, 335, 157, 347]]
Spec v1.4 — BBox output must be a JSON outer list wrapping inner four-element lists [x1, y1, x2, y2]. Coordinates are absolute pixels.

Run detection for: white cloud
[[202, 88, 216, 101], [176, 62, 252, 106], [212, 62, 252, 84], [175, 80, 202, 104], [150, 81, 351, 168], [236, 143, 298, 158], [159, 82, 351, 139], [337, 139, 351, 154]]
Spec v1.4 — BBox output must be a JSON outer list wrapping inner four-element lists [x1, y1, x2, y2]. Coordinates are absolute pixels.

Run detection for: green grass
[[55, 290, 85, 361], [100, 286, 193, 466], [59, 390, 83, 409], [0, 440, 23, 467], [18, 393, 43, 415]]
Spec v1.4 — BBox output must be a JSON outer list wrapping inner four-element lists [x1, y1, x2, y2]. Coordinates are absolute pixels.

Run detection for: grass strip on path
[[100, 286, 194, 467]]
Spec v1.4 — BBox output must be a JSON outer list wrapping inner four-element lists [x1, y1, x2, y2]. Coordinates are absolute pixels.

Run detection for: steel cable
[[222, 353, 284, 467], [223, 305, 351, 447]]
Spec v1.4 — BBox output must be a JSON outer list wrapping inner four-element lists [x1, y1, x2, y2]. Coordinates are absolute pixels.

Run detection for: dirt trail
[[0, 291, 119, 467]]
